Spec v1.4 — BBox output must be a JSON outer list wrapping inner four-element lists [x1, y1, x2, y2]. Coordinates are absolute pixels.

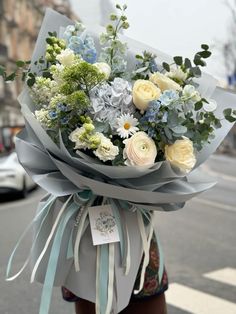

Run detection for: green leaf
[[223, 108, 232, 116], [225, 116, 236, 123], [198, 51, 212, 59], [201, 44, 209, 50], [171, 125, 187, 134], [184, 58, 192, 69], [195, 101, 203, 111], [16, 60, 25, 67], [135, 66, 148, 73], [42, 71, 51, 78], [162, 62, 170, 72], [6, 72, 16, 81], [194, 55, 206, 67], [191, 66, 201, 77], [27, 77, 35, 87], [173, 56, 183, 66], [116, 4, 122, 9], [0, 66, 5, 76], [135, 54, 143, 60]]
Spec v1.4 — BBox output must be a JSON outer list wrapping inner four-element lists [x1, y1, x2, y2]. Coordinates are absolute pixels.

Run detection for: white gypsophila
[[166, 67, 188, 82], [69, 127, 88, 150], [56, 48, 75, 66], [35, 109, 51, 127], [49, 94, 67, 109], [30, 77, 58, 106], [116, 113, 139, 139], [94, 135, 119, 162], [182, 85, 201, 102], [89, 78, 134, 129]]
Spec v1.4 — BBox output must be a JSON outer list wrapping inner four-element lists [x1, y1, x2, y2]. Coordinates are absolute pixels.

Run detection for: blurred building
[[0, 0, 76, 128]]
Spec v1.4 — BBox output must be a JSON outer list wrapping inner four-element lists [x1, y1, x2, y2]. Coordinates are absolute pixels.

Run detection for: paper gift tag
[[88, 205, 120, 246]]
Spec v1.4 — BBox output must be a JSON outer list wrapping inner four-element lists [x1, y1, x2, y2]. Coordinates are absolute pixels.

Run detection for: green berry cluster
[[45, 35, 66, 63]]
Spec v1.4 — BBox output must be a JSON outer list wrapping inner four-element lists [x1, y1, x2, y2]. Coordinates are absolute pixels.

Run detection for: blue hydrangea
[[68, 36, 84, 54], [57, 103, 68, 112], [82, 47, 97, 64], [144, 100, 161, 123], [60, 116, 69, 125], [149, 59, 158, 73], [48, 111, 57, 119], [68, 34, 97, 64], [159, 90, 179, 106]]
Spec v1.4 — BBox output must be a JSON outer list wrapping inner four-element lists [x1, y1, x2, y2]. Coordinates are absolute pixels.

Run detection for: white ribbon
[[134, 211, 154, 294]]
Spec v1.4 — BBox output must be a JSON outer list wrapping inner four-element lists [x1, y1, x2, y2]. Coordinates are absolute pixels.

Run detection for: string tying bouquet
[[5, 5, 236, 314]]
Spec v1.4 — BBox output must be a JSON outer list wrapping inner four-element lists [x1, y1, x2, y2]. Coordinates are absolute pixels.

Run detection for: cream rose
[[165, 138, 196, 173], [93, 62, 111, 80], [150, 72, 182, 92], [132, 80, 161, 114], [123, 131, 157, 166]]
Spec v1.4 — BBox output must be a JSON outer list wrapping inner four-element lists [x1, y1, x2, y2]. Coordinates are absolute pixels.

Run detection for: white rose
[[166, 67, 188, 82], [165, 138, 196, 173], [56, 48, 75, 66], [132, 80, 161, 114], [123, 131, 157, 166], [182, 85, 201, 102], [94, 136, 119, 162], [150, 72, 182, 92], [93, 62, 111, 80]]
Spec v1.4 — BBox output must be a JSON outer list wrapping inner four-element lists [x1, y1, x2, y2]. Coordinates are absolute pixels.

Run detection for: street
[[0, 154, 235, 314]]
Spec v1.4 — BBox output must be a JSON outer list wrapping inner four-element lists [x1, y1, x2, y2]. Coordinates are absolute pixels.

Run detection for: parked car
[[0, 151, 36, 197]]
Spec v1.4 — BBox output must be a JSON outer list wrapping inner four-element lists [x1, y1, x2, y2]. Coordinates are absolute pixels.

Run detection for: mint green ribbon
[[39, 201, 79, 314]]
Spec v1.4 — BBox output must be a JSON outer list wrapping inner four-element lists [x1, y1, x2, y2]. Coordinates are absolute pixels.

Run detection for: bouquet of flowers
[[4, 5, 236, 314]]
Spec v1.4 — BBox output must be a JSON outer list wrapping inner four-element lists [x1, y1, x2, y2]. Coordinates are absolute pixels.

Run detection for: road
[[0, 154, 235, 314]]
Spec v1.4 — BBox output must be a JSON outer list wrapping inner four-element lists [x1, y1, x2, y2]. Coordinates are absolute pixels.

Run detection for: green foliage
[[62, 61, 105, 94], [224, 108, 236, 122], [66, 90, 89, 109], [132, 51, 157, 80], [99, 3, 129, 76], [161, 44, 213, 84]]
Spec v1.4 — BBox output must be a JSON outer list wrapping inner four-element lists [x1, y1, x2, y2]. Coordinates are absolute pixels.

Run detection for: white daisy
[[116, 113, 139, 139]]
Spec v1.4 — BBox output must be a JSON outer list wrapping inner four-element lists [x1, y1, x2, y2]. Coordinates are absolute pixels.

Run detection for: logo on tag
[[88, 205, 120, 246]]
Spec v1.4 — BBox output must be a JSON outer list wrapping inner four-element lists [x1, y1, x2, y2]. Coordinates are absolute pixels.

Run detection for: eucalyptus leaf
[[171, 125, 187, 134], [173, 56, 183, 66], [162, 62, 170, 72]]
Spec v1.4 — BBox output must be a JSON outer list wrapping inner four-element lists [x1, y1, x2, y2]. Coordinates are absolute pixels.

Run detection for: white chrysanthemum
[[116, 113, 139, 139], [166, 67, 188, 82], [56, 48, 75, 66], [94, 135, 119, 162]]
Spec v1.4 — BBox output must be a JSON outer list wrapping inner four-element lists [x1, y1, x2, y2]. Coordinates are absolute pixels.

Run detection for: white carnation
[[94, 135, 119, 162]]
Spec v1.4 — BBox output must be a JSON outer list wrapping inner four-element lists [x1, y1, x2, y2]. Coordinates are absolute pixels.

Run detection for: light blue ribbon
[[39, 201, 79, 314], [99, 244, 109, 314]]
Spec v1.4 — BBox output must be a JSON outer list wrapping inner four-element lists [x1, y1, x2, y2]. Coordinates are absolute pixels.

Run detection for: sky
[[70, 0, 233, 81]]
